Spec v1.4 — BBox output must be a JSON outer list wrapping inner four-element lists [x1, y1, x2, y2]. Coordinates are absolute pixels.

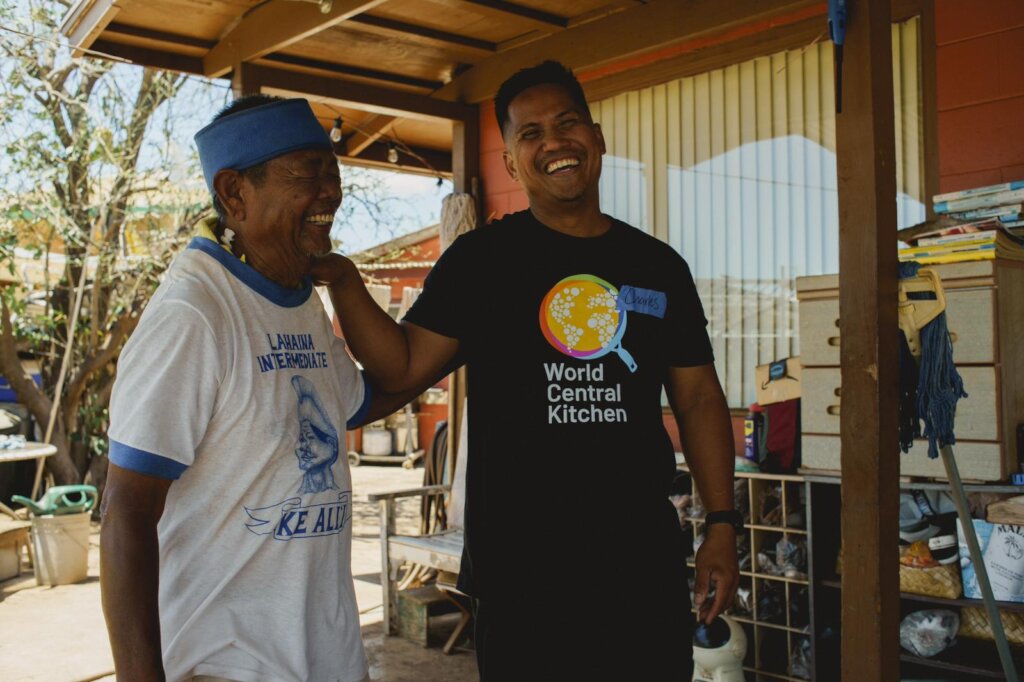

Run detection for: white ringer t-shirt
[[109, 235, 371, 682]]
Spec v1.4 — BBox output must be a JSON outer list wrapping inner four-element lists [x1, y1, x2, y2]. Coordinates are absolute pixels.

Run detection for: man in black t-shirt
[[316, 61, 739, 680]]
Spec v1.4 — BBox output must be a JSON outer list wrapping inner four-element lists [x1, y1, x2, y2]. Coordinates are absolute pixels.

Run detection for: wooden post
[[231, 62, 261, 99], [919, 1, 939, 220], [452, 114, 480, 198], [836, 0, 900, 679], [447, 112, 480, 472], [379, 498, 396, 634]]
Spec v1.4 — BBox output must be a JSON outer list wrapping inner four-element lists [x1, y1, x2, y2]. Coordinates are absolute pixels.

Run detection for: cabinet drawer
[[798, 288, 997, 366], [802, 434, 1008, 481], [801, 366, 1000, 441]]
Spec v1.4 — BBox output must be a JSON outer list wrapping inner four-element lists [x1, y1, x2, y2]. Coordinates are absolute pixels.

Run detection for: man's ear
[[593, 122, 607, 155], [502, 150, 519, 183], [213, 169, 246, 222]]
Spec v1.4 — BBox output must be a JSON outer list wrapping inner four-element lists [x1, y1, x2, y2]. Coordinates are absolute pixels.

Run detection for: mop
[[898, 262, 1019, 679]]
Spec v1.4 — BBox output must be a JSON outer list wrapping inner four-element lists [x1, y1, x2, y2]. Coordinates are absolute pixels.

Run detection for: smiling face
[[502, 83, 605, 211], [228, 147, 342, 285]]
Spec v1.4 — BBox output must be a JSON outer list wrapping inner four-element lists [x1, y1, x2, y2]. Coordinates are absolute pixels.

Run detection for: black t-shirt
[[404, 210, 713, 602]]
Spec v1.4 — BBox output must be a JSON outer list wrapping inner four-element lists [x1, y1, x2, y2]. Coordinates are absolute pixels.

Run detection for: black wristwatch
[[704, 510, 743, 532]]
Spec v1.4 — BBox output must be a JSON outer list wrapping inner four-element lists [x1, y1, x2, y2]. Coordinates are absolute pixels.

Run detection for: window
[[593, 18, 925, 407]]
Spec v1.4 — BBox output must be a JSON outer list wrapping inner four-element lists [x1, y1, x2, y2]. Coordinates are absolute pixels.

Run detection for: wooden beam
[[248, 64, 474, 121], [90, 40, 206, 74], [348, 14, 496, 54], [459, 0, 567, 30], [433, 0, 818, 103], [580, 14, 824, 103], [567, 0, 644, 28], [59, 0, 122, 53], [260, 54, 442, 90], [202, 0, 388, 78], [345, 115, 396, 157], [335, 141, 452, 176], [105, 22, 215, 50], [494, 30, 549, 53], [837, 0, 900, 679]]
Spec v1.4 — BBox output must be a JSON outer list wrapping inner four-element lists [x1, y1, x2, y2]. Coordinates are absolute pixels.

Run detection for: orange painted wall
[[480, 101, 528, 223], [936, 0, 1024, 192]]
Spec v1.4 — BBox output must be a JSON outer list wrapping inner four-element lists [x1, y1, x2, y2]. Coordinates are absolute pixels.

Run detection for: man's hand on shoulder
[[310, 252, 359, 288]]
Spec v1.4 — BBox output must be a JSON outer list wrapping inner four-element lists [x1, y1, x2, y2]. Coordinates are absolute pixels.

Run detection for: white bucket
[[30, 512, 90, 586], [362, 428, 393, 456]]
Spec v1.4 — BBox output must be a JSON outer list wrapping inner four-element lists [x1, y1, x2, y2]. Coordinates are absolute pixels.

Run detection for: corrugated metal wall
[[593, 19, 924, 407]]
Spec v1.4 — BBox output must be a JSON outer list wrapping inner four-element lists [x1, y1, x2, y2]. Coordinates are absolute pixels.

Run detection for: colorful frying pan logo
[[539, 274, 638, 372]]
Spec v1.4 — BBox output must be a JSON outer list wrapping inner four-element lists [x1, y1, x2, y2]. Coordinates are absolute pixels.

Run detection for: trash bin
[[30, 512, 91, 585]]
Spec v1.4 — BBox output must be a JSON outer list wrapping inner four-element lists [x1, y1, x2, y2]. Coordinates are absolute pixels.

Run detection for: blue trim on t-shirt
[[346, 374, 373, 429], [109, 440, 188, 480], [187, 237, 312, 308]]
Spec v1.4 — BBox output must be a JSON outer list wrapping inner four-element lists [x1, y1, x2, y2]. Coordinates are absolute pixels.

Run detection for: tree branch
[[62, 307, 140, 424]]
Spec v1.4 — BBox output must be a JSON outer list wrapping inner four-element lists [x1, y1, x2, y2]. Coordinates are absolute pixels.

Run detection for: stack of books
[[899, 181, 1024, 264], [933, 180, 1024, 233]]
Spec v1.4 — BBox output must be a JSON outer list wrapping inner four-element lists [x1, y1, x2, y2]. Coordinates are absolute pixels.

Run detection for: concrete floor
[[0, 464, 478, 682]]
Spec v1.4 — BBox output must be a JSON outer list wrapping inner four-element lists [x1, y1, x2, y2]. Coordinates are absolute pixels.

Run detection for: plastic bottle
[[743, 404, 765, 464]]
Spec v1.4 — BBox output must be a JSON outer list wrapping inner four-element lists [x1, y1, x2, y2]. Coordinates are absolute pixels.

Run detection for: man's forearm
[[677, 392, 735, 513], [100, 512, 166, 681]]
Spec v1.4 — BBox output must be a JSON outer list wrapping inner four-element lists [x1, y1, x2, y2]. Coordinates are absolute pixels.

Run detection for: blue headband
[[194, 98, 333, 193]]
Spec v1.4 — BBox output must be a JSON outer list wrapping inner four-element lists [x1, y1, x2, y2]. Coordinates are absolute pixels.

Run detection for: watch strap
[[704, 509, 743, 531]]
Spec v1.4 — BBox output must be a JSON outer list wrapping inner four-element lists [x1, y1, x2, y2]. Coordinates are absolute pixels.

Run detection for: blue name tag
[[617, 285, 667, 319]]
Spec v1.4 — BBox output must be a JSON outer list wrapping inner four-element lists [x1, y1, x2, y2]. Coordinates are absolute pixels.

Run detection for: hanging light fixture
[[329, 117, 343, 143], [386, 142, 399, 164]]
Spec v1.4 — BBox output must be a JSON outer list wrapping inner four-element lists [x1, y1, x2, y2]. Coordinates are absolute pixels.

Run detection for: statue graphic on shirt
[[291, 375, 340, 494]]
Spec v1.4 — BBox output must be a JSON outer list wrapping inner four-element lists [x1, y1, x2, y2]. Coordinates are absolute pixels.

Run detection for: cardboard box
[[755, 358, 801, 406], [957, 518, 1024, 602]]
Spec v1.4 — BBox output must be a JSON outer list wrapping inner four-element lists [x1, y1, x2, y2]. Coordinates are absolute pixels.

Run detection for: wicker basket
[[899, 563, 962, 599], [959, 606, 1024, 646]]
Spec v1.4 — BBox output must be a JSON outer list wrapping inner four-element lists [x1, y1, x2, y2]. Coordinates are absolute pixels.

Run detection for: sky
[[333, 170, 452, 255]]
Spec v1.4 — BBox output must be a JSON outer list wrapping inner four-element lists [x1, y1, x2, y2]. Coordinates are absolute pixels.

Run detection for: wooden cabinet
[[796, 259, 1024, 481]]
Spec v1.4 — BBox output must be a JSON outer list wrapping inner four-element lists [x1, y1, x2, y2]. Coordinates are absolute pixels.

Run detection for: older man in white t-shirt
[[102, 96, 401, 682]]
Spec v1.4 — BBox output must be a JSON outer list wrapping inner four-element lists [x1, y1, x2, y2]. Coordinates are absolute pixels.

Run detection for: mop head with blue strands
[[898, 262, 968, 458]]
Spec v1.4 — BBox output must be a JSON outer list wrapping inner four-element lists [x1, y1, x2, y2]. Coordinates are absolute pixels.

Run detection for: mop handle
[[939, 444, 1019, 680]]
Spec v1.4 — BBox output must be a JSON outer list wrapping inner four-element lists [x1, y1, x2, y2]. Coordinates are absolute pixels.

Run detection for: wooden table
[[0, 443, 57, 519]]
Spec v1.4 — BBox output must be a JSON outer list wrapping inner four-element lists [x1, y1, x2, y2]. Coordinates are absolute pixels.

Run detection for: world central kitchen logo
[[243, 492, 351, 541]]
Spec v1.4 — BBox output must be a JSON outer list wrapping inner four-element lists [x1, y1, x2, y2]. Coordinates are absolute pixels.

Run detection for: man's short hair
[[494, 60, 591, 139], [210, 94, 284, 220]]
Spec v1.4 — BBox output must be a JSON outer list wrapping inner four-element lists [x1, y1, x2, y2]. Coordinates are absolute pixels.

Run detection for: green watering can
[[12, 484, 97, 516]]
